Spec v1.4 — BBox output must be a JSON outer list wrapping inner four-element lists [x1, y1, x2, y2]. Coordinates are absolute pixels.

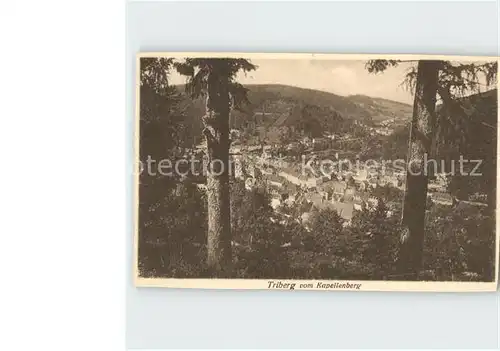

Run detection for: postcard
[[134, 52, 499, 292]]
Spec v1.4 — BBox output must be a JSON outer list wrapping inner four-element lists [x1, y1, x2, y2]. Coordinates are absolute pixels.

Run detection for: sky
[[168, 59, 416, 104]]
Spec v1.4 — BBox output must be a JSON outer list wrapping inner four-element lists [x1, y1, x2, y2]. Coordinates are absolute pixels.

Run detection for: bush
[[138, 178, 495, 282], [423, 204, 495, 281]]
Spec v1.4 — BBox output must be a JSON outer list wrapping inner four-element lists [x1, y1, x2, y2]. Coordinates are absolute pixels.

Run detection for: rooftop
[[431, 192, 453, 201]]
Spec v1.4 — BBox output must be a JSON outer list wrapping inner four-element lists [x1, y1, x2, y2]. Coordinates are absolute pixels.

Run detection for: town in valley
[[137, 57, 497, 283]]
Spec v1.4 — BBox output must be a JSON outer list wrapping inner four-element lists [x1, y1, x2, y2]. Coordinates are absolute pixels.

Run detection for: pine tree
[[175, 58, 256, 276], [365, 59, 497, 279]]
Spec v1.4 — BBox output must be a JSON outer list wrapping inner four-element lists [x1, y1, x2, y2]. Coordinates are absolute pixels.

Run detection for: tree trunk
[[397, 60, 440, 279], [203, 70, 232, 277]]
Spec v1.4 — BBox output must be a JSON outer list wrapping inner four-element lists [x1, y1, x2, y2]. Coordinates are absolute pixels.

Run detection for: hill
[[173, 84, 413, 135], [347, 94, 413, 125], [241, 84, 412, 125]]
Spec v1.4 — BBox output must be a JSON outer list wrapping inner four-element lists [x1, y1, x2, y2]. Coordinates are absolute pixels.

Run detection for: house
[[430, 192, 453, 206], [356, 180, 371, 191], [312, 137, 329, 148], [300, 211, 313, 230], [344, 187, 355, 196], [384, 177, 400, 188], [353, 193, 371, 211], [325, 133, 336, 140], [319, 180, 347, 198], [286, 142, 301, 152], [427, 182, 442, 192], [282, 180, 299, 194], [353, 193, 368, 204], [284, 193, 297, 206], [230, 129, 240, 140], [368, 177, 378, 188], [232, 155, 245, 180], [301, 136, 312, 145], [375, 127, 392, 136], [342, 188, 355, 202], [353, 168, 369, 182], [330, 201, 354, 225], [456, 200, 487, 210], [263, 173, 284, 189], [305, 192, 324, 205], [393, 169, 406, 178], [262, 145, 272, 157], [435, 172, 448, 185], [352, 193, 379, 211], [247, 145, 263, 155], [243, 163, 258, 179], [468, 193, 487, 203], [332, 181, 348, 199], [314, 199, 354, 225], [244, 177, 256, 190], [270, 197, 282, 209], [260, 167, 273, 176]]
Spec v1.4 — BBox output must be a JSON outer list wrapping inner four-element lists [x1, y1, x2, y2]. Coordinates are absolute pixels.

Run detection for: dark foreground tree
[[176, 58, 256, 276], [139, 58, 185, 156], [397, 61, 440, 277], [436, 87, 497, 213], [366, 59, 497, 279], [138, 58, 208, 277]]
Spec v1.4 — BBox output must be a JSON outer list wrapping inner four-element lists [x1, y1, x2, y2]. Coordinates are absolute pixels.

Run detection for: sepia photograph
[[134, 53, 498, 291]]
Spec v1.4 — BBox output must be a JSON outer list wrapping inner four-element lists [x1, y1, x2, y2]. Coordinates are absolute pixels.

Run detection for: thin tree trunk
[[203, 70, 232, 277], [398, 60, 440, 279]]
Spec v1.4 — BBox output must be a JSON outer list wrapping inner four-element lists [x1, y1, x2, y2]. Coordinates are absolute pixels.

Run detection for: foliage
[[365, 59, 497, 277], [175, 58, 257, 112], [366, 60, 497, 96], [365, 60, 401, 74], [140, 181, 496, 281], [140, 58, 174, 94], [423, 204, 495, 281], [437, 89, 497, 206], [382, 126, 410, 160], [138, 57, 207, 278], [347, 199, 402, 278], [371, 185, 404, 204], [139, 58, 191, 156], [138, 181, 207, 278], [306, 208, 344, 253], [230, 180, 292, 278]]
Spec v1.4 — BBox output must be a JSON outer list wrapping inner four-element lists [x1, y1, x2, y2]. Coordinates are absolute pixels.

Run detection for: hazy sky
[[168, 59, 416, 104]]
